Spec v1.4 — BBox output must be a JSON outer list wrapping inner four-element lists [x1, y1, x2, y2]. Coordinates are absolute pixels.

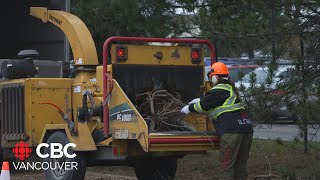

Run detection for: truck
[[0, 5, 219, 180]]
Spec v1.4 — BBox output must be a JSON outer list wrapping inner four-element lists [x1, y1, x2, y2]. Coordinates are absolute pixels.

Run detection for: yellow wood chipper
[[0, 7, 219, 180]]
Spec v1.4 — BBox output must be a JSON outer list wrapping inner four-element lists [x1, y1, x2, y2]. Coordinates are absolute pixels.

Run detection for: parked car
[[204, 57, 238, 66], [235, 65, 297, 124], [235, 65, 294, 90], [228, 65, 260, 82], [204, 64, 259, 82]]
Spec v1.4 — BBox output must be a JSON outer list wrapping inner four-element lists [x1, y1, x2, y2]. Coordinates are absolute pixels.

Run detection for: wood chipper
[[0, 7, 219, 180]]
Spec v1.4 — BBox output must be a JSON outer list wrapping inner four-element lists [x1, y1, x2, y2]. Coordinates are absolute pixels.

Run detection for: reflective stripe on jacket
[[193, 84, 244, 119]]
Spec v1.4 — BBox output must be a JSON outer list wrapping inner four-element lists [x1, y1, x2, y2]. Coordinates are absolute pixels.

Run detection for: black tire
[[44, 131, 86, 180], [134, 157, 178, 180]]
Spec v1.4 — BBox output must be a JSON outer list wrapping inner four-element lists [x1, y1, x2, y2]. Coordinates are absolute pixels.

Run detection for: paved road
[[253, 124, 320, 142]]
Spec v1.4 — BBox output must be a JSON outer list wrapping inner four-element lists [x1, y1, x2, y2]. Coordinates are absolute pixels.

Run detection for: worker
[[181, 62, 253, 180]]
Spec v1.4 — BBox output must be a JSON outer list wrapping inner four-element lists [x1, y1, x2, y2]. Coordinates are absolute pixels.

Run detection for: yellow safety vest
[[193, 84, 244, 119]]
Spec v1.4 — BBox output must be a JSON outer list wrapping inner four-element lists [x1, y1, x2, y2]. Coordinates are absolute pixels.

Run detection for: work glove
[[181, 105, 191, 114], [188, 98, 200, 105]]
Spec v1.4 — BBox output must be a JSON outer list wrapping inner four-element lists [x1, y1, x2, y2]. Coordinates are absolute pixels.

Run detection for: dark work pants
[[219, 133, 253, 180]]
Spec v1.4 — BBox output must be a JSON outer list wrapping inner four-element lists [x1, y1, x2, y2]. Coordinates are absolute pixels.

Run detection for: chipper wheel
[[134, 157, 178, 180], [44, 131, 86, 180]]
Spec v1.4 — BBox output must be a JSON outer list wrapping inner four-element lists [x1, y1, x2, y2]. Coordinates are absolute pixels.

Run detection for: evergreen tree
[[178, 0, 320, 152], [72, 0, 188, 62]]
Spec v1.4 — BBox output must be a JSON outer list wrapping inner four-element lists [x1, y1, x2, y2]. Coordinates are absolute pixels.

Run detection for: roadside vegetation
[[177, 139, 320, 179], [87, 139, 320, 180]]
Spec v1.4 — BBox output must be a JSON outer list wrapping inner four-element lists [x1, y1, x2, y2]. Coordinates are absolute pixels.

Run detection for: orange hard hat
[[211, 62, 229, 75]]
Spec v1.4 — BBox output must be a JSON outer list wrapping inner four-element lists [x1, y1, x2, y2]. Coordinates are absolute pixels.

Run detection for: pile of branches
[[135, 89, 194, 132]]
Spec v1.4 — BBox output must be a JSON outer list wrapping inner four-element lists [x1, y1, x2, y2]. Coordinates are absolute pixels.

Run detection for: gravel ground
[[10, 168, 137, 180], [7, 139, 320, 180]]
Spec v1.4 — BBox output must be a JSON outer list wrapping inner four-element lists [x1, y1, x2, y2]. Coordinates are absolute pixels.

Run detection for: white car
[[235, 65, 294, 91], [204, 64, 258, 82], [235, 65, 296, 123]]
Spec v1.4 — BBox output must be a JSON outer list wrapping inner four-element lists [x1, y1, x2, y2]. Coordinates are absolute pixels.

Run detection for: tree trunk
[[300, 33, 308, 153]]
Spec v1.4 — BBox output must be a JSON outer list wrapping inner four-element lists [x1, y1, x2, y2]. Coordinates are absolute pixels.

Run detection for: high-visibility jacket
[[193, 84, 244, 119], [189, 82, 253, 135]]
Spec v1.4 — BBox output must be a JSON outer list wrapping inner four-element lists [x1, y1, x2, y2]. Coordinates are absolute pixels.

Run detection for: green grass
[[176, 139, 320, 180], [87, 139, 320, 180]]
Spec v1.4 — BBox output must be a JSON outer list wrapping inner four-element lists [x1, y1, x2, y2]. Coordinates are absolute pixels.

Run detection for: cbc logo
[[36, 143, 77, 158], [12, 141, 32, 160]]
